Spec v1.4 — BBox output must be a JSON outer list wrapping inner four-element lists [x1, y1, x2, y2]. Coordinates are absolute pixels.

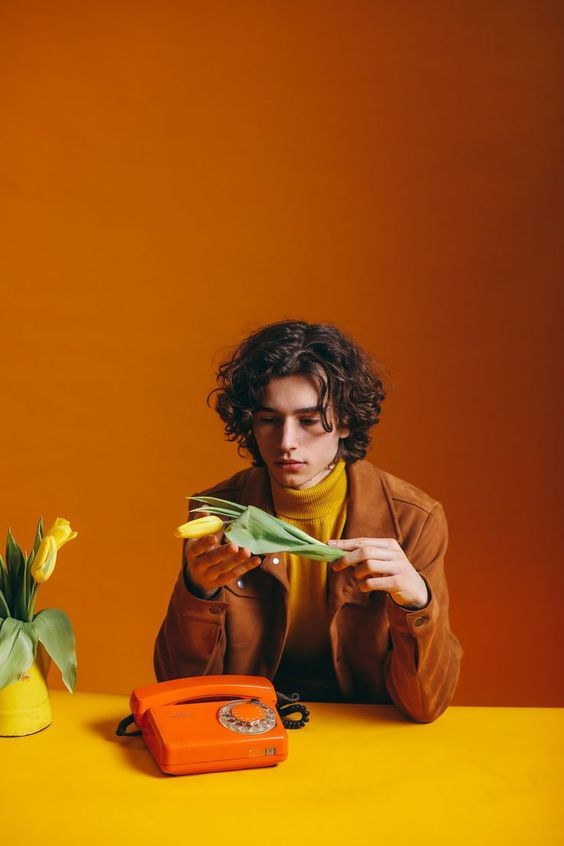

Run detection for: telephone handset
[[117, 674, 308, 776]]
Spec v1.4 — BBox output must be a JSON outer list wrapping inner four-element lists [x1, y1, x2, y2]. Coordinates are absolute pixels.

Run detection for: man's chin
[[270, 462, 308, 485], [269, 462, 333, 490]]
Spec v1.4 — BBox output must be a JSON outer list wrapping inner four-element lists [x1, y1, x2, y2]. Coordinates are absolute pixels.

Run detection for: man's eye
[[259, 417, 277, 423], [300, 419, 320, 426]]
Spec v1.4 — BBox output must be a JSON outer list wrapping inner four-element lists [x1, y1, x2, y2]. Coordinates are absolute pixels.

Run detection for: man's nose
[[279, 419, 299, 451]]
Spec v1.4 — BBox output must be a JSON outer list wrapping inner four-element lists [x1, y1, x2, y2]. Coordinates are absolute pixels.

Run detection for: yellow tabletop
[[3, 691, 561, 846]]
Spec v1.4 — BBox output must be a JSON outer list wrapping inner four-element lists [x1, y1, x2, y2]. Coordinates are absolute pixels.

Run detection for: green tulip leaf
[[6, 528, 25, 575], [32, 608, 77, 693], [225, 504, 345, 562], [0, 618, 34, 688], [24, 549, 36, 619], [0, 552, 12, 614], [6, 529, 27, 619], [190, 506, 238, 519], [191, 496, 246, 514], [0, 554, 8, 603], [191, 497, 246, 518], [0, 589, 10, 619], [32, 517, 44, 555], [21, 620, 39, 653]]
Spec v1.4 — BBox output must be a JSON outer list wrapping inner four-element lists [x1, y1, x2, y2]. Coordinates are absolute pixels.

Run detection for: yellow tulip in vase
[[0, 518, 78, 737]]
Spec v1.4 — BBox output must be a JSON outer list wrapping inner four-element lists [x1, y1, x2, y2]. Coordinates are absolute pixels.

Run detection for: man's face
[[252, 374, 350, 490]]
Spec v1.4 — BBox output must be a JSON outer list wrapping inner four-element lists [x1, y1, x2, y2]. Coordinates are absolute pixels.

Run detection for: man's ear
[[338, 426, 350, 440]]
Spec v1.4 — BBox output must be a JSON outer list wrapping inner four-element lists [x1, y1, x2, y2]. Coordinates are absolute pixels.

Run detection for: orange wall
[[1, 1, 562, 705]]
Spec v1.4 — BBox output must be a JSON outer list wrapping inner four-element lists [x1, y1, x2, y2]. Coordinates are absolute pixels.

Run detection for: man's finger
[[332, 549, 396, 571], [186, 533, 220, 557], [329, 538, 399, 550], [208, 555, 262, 588], [217, 556, 263, 583], [357, 576, 396, 593], [208, 547, 256, 577], [200, 541, 242, 569], [187, 537, 231, 569], [352, 560, 398, 580]]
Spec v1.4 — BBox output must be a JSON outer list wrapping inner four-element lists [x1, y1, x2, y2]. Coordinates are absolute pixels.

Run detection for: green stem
[[21, 566, 27, 622], [27, 584, 38, 622]]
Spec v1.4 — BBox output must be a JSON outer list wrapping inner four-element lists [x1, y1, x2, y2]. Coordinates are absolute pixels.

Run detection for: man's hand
[[185, 532, 262, 600], [328, 537, 429, 610]]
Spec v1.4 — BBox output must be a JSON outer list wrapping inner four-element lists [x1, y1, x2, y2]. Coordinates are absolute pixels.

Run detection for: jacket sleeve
[[153, 539, 229, 681], [384, 502, 463, 723]]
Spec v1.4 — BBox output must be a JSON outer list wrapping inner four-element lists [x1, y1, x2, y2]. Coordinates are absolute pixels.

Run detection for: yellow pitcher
[[0, 645, 52, 737]]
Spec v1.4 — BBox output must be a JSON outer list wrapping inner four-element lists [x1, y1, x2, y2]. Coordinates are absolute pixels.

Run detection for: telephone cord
[[276, 702, 310, 730], [275, 690, 310, 730]]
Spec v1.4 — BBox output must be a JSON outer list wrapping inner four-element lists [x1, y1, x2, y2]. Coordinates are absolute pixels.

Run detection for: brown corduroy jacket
[[154, 459, 462, 723]]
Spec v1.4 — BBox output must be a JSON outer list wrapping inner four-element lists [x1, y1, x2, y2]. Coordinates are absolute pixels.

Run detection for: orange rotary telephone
[[116, 674, 309, 776]]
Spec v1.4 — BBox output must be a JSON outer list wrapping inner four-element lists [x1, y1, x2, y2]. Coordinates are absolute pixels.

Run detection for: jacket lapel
[[329, 460, 402, 612], [344, 460, 401, 541]]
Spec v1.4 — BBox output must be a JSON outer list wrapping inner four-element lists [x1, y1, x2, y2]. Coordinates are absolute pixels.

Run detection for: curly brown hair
[[207, 320, 390, 465]]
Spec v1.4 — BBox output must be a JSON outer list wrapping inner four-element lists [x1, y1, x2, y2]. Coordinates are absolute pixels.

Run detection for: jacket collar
[[343, 459, 402, 544]]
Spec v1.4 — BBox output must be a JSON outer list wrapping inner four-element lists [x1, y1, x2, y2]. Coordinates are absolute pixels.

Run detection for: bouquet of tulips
[[175, 496, 346, 563], [0, 517, 78, 691]]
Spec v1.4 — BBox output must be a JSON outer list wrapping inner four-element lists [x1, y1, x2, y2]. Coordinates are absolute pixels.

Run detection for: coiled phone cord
[[275, 690, 310, 730]]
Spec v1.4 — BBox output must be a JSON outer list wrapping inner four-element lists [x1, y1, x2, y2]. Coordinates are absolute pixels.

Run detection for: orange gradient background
[[1, 1, 562, 705]]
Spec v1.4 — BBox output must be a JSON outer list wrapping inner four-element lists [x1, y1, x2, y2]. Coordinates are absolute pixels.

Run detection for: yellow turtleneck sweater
[[270, 459, 348, 699]]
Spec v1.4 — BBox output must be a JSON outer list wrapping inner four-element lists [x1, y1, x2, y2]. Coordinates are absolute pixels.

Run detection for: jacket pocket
[[223, 568, 273, 599]]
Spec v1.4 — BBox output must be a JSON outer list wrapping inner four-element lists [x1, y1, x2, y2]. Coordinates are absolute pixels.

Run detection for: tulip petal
[[31, 536, 58, 583], [174, 516, 224, 539], [54, 530, 78, 550], [44, 518, 77, 550]]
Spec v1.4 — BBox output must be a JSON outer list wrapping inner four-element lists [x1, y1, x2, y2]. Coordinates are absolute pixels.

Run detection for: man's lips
[[276, 460, 304, 468]]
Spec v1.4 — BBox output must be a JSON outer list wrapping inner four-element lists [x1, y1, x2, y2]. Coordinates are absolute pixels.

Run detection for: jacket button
[[414, 616, 427, 627], [209, 606, 222, 615], [272, 557, 280, 565], [237, 578, 246, 589]]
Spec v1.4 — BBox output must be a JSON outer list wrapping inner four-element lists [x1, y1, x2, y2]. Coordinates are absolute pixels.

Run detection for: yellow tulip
[[31, 535, 58, 583], [30, 518, 77, 584], [44, 517, 78, 550], [174, 515, 224, 539]]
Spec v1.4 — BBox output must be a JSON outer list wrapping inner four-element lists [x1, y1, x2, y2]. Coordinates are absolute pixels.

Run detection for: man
[[154, 320, 462, 722]]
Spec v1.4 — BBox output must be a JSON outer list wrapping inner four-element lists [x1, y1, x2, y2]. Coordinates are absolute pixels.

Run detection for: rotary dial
[[217, 698, 277, 734]]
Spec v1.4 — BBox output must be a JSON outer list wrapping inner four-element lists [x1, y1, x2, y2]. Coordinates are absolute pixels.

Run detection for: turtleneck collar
[[269, 459, 348, 520]]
